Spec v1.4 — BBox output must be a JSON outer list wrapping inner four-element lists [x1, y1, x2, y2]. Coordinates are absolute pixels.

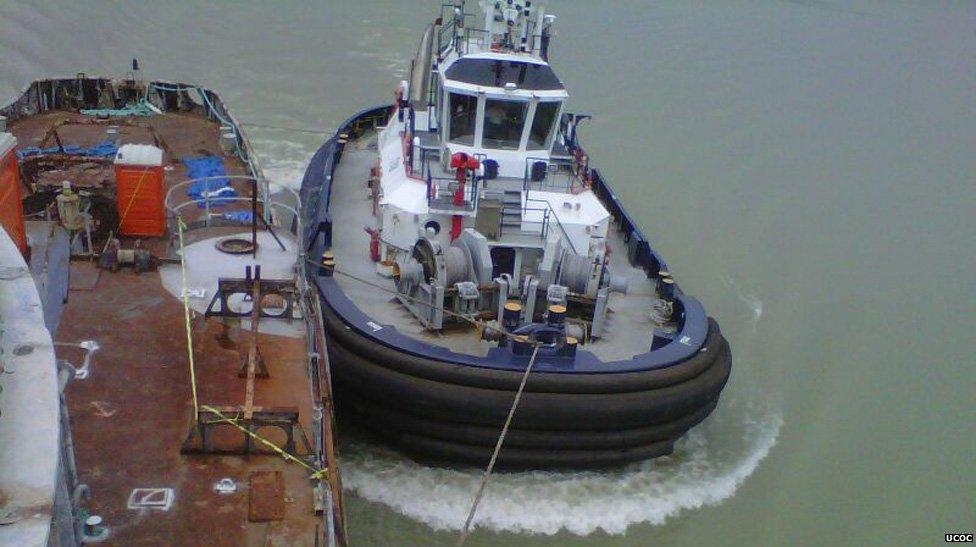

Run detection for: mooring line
[[457, 344, 541, 546], [177, 216, 200, 421], [305, 257, 547, 544]]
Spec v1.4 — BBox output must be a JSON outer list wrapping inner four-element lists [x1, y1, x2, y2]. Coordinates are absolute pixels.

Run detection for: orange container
[[114, 144, 166, 237], [0, 133, 27, 254]]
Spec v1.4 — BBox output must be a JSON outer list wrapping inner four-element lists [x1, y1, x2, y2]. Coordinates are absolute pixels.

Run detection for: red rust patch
[[248, 471, 285, 522]]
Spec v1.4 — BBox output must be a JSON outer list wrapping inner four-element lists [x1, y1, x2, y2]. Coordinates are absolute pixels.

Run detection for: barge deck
[[1, 77, 344, 545], [55, 261, 320, 546]]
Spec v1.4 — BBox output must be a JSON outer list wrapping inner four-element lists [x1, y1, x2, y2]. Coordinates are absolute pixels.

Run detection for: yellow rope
[[457, 344, 541, 546], [200, 404, 326, 480], [177, 216, 200, 422], [178, 225, 325, 481]]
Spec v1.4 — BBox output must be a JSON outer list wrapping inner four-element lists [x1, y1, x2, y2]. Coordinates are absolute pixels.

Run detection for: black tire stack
[[323, 304, 732, 469]]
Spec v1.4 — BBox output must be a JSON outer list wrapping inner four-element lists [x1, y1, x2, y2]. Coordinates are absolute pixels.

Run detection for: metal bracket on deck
[[180, 406, 312, 457], [204, 269, 299, 320], [182, 265, 315, 458]]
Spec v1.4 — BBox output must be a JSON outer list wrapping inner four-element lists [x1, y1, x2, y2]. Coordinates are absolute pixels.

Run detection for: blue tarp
[[183, 155, 236, 207], [16, 140, 119, 160]]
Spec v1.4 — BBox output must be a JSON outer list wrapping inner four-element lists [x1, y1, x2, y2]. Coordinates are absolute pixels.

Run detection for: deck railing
[[435, 3, 548, 59], [522, 155, 588, 194], [426, 172, 479, 213], [485, 189, 579, 254]]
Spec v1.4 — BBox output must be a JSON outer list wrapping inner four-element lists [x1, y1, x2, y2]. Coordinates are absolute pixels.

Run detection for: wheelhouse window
[[449, 93, 478, 145], [482, 99, 527, 150], [527, 101, 560, 150]]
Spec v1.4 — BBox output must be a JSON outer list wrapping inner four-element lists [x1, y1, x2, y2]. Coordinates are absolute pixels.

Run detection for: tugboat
[[302, 0, 731, 469]]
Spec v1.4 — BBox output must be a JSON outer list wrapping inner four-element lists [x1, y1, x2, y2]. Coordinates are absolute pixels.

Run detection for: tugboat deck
[[330, 131, 662, 363]]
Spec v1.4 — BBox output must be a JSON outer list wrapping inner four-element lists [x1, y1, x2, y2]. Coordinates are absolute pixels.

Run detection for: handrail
[[147, 82, 270, 221], [426, 172, 478, 213], [522, 155, 587, 194], [490, 193, 579, 255], [435, 3, 546, 58], [165, 176, 301, 218], [462, 27, 490, 55], [165, 175, 305, 264], [524, 197, 579, 254]]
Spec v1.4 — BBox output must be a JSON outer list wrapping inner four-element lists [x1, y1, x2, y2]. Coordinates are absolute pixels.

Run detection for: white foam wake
[[341, 409, 782, 536], [254, 140, 312, 192]]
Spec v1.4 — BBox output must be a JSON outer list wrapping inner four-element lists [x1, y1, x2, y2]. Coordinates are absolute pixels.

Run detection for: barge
[[302, 1, 732, 469], [0, 74, 344, 545]]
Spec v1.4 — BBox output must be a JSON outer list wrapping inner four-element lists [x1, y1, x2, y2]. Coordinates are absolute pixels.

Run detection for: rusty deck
[[7, 102, 330, 546], [57, 263, 319, 546], [10, 108, 256, 245], [10, 109, 250, 187]]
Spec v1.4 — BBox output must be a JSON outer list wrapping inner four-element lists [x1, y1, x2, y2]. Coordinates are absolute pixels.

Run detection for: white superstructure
[[365, 1, 626, 335]]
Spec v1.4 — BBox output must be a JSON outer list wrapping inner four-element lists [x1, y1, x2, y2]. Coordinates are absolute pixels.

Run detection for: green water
[[2, 1, 972, 545]]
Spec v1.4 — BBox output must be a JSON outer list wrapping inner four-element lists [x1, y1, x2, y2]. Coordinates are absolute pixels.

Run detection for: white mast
[[476, 0, 549, 53]]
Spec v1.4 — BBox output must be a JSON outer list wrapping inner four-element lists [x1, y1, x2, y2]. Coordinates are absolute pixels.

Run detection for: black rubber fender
[[389, 430, 677, 470], [327, 336, 731, 430], [321, 302, 727, 394], [336, 386, 719, 450]]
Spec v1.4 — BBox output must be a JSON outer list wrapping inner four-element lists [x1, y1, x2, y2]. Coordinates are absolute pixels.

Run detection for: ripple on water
[[341, 400, 782, 536]]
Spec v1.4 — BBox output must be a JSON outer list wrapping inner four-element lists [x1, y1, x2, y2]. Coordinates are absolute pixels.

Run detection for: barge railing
[[164, 175, 304, 261]]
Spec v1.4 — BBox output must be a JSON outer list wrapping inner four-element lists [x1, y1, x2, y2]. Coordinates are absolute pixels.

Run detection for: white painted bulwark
[[114, 144, 163, 167], [0, 226, 60, 547], [377, 117, 432, 251]]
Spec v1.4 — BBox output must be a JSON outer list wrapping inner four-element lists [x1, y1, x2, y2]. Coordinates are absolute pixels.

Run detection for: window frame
[[446, 91, 481, 146], [440, 85, 565, 153], [525, 99, 562, 151], [482, 97, 530, 151]]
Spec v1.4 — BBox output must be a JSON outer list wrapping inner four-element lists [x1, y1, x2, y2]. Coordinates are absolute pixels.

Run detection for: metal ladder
[[500, 189, 523, 230]]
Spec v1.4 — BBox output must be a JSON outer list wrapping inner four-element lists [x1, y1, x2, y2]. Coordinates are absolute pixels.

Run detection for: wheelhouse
[[437, 55, 568, 171]]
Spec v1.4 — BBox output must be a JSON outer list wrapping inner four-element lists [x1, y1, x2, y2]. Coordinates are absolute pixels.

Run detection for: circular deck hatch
[[216, 237, 257, 255]]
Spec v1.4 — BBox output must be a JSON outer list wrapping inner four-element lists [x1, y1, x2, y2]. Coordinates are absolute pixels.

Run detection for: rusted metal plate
[[68, 260, 101, 291], [248, 471, 285, 522]]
